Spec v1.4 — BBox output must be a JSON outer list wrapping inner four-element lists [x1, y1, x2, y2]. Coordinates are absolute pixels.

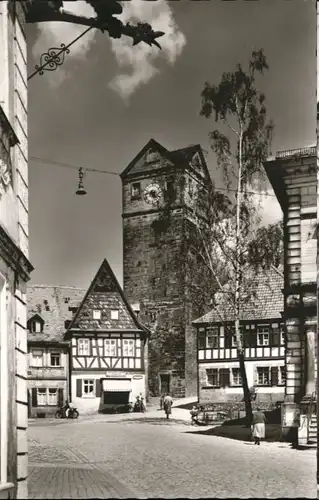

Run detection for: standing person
[[190, 405, 199, 425], [140, 396, 146, 412], [251, 407, 266, 445], [163, 393, 173, 419], [160, 393, 165, 410]]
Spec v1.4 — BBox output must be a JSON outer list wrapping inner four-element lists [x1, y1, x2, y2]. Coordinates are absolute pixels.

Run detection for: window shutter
[[250, 330, 257, 347], [271, 328, 280, 346], [198, 329, 206, 349], [58, 388, 64, 407], [96, 379, 102, 398], [76, 379, 82, 397], [220, 368, 230, 388], [224, 328, 232, 348], [31, 388, 38, 407], [270, 367, 278, 386]]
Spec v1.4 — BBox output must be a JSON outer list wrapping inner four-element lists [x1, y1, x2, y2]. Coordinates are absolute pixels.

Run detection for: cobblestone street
[[28, 410, 317, 499]]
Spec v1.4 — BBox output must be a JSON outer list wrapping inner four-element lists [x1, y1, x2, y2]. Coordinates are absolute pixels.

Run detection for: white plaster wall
[[199, 359, 285, 403], [72, 371, 146, 414]]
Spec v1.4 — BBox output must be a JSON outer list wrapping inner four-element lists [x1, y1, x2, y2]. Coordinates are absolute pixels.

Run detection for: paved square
[[28, 414, 317, 498]]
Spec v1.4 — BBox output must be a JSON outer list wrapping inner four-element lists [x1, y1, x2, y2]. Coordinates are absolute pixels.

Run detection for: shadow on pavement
[[120, 417, 191, 426]]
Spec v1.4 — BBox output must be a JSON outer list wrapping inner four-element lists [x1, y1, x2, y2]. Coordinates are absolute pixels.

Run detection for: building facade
[[264, 146, 317, 445], [121, 139, 212, 399], [193, 270, 285, 406], [27, 285, 85, 418], [65, 259, 150, 415], [0, 2, 33, 499]]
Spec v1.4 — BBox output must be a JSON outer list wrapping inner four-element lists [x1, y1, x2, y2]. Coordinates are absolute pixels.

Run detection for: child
[[190, 405, 199, 425]]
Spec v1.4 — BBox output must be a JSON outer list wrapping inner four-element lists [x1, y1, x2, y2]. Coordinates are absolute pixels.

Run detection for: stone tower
[[121, 139, 212, 398]]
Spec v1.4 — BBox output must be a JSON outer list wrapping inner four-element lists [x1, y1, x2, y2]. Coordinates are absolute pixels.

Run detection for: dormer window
[[27, 314, 44, 333], [93, 310, 101, 320], [110, 309, 119, 320], [131, 182, 141, 200]]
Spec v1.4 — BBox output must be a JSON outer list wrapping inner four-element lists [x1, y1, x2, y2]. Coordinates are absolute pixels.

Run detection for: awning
[[102, 379, 132, 392]]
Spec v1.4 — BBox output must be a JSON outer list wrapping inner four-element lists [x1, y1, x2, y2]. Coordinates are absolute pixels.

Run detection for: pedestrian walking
[[251, 407, 266, 445], [163, 393, 173, 419]]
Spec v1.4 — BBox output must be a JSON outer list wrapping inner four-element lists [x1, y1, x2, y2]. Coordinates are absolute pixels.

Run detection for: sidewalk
[[28, 406, 193, 427]]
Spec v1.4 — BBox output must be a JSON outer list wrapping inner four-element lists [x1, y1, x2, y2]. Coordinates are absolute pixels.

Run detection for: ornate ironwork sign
[[26, 0, 165, 80]]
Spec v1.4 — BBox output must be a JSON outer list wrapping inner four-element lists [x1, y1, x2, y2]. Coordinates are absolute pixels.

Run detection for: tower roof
[[120, 139, 208, 180]]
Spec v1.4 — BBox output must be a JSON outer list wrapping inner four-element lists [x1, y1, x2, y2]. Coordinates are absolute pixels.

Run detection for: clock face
[[143, 183, 163, 204]]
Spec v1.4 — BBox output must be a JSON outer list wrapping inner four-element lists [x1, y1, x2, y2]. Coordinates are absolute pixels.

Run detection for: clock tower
[[121, 139, 212, 398]]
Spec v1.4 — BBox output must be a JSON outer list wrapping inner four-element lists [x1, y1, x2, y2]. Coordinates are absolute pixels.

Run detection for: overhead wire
[[29, 155, 278, 197]]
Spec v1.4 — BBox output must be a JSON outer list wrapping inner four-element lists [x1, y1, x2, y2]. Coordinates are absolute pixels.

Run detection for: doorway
[[160, 374, 170, 395]]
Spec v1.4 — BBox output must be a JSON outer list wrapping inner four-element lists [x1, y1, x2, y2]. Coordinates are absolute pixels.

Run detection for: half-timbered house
[[193, 269, 285, 406], [65, 259, 150, 415], [264, 146, 317, 445], [27, 285, 85, 418]]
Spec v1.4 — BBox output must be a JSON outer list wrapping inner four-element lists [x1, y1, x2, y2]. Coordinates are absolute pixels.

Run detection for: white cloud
[[31, 0, 186, 96], [109, 0, 186, 101]]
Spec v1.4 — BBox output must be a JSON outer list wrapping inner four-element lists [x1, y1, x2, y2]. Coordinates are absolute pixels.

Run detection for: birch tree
[[197, 50, 275, 422]]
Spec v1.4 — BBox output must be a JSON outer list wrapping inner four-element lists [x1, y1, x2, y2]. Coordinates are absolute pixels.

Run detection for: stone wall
[[123, 208, 189, 398], [0, 3, 31, 498]]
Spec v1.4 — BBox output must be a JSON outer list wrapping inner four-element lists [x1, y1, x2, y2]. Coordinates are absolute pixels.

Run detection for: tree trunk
[[235, 127, 252, 424]]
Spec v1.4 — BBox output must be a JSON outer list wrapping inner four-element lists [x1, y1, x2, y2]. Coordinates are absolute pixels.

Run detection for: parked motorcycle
[[55, 406, 79, 419]]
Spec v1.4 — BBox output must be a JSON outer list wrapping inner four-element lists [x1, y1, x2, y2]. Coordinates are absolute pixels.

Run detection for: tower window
[[131, 182, 141, 200]]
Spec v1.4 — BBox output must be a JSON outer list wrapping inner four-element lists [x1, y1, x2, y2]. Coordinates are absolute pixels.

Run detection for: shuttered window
[[33, 387, 62, 406], [257, 367, 270, 385], [83, 379, 95, 397], [206, 368, 230, 387]]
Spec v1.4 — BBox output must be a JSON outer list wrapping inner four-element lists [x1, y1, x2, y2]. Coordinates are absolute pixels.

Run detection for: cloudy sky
[[27, 0, 316, 288]]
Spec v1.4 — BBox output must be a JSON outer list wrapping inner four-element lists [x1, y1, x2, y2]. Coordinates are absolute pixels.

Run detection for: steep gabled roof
[[65, 259, 150, 339], [120, 139, 172, 179], [193, 268, 284, 325], [120, 139, 211, 183], [27, 285, 85, 343]]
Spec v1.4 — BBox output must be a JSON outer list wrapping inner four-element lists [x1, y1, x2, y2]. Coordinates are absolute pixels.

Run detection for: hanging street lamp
[[75, 168, 87, 196]]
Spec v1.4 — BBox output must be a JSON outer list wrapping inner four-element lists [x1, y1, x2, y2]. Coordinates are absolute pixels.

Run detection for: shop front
[[101, 372, 146, 413]]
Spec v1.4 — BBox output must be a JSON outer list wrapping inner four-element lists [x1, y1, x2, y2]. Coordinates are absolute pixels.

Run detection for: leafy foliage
[[197, 50, 278, 420]]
